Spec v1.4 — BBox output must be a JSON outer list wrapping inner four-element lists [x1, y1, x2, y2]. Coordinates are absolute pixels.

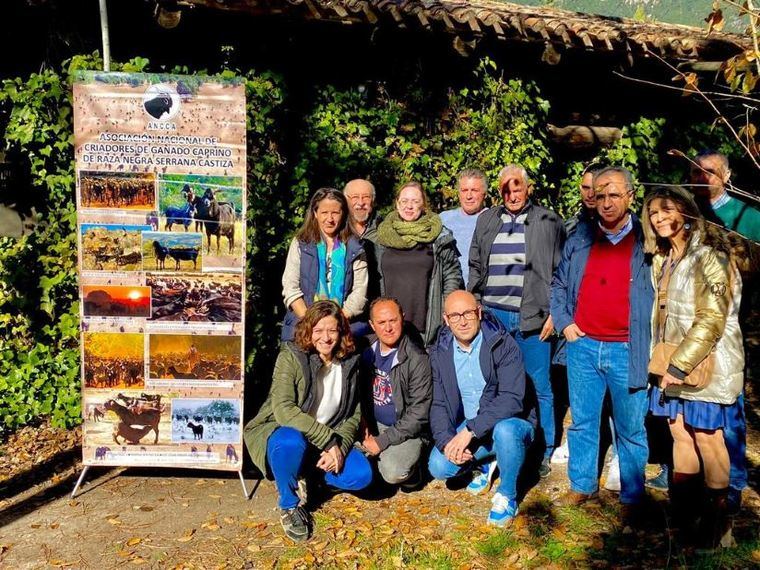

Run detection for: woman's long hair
[[642, 185, 732, 259], [296, 188, 354, 244], [293, 300, 355, 360]]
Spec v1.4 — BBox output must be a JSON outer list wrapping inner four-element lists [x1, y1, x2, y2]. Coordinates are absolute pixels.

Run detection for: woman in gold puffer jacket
[[643, 185, 743, 551]]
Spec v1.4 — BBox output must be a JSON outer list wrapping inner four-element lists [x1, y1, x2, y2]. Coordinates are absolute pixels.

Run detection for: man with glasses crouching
[[428, 290, 537, 527]]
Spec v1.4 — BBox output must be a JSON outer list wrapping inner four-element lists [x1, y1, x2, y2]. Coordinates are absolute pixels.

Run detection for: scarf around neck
[[376, 210, 443, 250], [315, 239, 347, 305]]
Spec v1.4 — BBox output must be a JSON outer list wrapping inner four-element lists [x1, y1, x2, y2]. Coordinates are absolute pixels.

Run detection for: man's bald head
[[444, 290, 478, 313], [443, 290, 482, 347]]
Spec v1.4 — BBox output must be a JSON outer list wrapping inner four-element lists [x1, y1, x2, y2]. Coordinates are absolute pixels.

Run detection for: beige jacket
[[651, 233, 744, 405]]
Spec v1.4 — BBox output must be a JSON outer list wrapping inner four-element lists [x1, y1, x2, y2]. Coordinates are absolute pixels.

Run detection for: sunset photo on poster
[[142, 231, 203, 273], [146, 272, 242, 322], [83, 332, 145, 389], [82, 285, 151, 318], [148, 334, 241, 381], [80, 224, 150, 271], [79, 171, 156, 210]]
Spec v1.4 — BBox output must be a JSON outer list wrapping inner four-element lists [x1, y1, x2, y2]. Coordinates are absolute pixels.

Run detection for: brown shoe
[[558, 490, 599, 507]]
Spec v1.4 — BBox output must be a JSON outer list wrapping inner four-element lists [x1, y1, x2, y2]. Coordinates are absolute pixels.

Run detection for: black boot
[[696, 487, 735, 552], [668, 472, 702, 537]]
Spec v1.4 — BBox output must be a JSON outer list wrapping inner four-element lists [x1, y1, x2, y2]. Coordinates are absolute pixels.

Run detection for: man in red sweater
[[550, 166, 654, 519]]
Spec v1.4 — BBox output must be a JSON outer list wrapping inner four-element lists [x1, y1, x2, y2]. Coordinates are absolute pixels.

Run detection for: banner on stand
[[73, 72, 246, 471]]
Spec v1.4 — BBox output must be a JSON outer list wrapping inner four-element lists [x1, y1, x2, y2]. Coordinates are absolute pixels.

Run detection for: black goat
[[167, 247, 199, 270], [200, 188, 235, 254], [187, 421, 204, 440], [152, 240, 169, 269], [144, 94, 172, 119]]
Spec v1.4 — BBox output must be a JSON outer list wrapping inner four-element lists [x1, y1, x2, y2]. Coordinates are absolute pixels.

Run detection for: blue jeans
[[428, 418, 535, 500], [266, 427, 373, 509], [566, 336, 648, 504], [490, 308, 554, 460], [726, 394, 747, 491]]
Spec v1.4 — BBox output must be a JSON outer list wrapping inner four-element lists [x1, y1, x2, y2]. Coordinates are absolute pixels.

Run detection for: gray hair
[[592, 166, 634, 193], [342, 179, 376, 201], [497, 164, 529, 187], [457, 168, 488, 190]]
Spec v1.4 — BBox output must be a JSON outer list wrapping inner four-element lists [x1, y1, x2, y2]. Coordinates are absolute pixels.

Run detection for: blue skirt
[[649, 386, 741, 431]]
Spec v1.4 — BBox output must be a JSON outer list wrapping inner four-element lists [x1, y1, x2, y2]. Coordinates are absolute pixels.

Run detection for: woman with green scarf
[[374, 181, 463, 345], [281, 188, 368, 341]]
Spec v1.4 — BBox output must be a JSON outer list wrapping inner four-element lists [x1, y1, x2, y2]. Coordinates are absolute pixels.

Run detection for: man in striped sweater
[[468, 165, 566, 477]]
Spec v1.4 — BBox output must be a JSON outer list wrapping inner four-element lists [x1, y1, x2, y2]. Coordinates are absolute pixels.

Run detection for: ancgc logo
[[142, 84, 181, 120]]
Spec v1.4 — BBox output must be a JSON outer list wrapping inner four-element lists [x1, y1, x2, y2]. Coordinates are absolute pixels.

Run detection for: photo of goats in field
[[148, 333, 242, 382], [80, 224, 150, 271], [142, 231, 203, 273], [146, 273, 242, 322], [171, 398, 241, 444], [158, 174, 244, 270], [79, 171, 156, 210], [83, 332, 145, 389], [83, 391, 171, 447], [82, 285, 151, 318]]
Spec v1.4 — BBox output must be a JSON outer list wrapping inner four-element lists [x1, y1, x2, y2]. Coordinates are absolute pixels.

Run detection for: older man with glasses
[[550, 166, 653, 521], [428, 290, 537, 527]]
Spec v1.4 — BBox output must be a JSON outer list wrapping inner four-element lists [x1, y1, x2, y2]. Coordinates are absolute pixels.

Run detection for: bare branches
[[642, 47, 760, 170]]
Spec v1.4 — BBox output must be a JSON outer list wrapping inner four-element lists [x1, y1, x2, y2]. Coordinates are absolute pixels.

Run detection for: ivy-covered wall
[[0, 53, 747, 433]]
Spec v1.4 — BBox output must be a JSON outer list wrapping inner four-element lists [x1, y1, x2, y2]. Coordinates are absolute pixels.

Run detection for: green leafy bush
[[0, 53, 748, 434]]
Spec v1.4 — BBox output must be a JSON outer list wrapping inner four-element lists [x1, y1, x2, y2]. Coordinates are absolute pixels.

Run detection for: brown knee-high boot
[[669, 472, 702, 536], [697, 487, 735, 551]]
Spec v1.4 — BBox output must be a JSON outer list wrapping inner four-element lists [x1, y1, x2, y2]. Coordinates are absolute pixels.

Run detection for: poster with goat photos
[[73, 72, 246, 471]]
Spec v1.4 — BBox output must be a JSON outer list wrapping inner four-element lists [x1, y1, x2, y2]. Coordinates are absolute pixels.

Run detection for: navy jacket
[[428, 311, 537, 451], [281, 237, 364, 341], [549, 215, 653, 388]]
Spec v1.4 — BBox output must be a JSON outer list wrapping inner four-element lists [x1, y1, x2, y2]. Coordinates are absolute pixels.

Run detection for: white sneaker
[[488, 492, 518, 527], [603, 456, 621, 492], [466, 460, 498, 495], [550, 440, 569, 464]]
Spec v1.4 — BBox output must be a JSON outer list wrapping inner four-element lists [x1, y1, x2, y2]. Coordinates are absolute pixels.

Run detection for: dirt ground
[[0, 411, 758, 569]]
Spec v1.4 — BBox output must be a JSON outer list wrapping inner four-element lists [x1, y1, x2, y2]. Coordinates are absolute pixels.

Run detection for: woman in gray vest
[[373, 181, 463, 346], [281, 188, 368, 341]]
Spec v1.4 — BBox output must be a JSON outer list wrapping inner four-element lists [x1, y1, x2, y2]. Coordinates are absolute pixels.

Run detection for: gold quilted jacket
[[651, 233, 744, 405]]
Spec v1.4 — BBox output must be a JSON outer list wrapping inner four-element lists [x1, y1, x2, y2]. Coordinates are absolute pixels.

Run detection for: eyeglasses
[[446, 309, 479, 323], [398, 199, 423, 206]]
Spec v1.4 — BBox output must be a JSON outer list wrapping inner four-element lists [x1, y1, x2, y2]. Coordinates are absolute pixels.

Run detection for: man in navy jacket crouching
[[428, 290, 537, 527]]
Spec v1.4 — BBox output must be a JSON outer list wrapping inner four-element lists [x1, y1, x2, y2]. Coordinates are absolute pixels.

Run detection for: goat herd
[[81, 175, 155, 209]]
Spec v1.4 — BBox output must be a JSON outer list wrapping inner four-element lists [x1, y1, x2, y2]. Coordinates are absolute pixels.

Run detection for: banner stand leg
[[71, 466, 90, 499], [238, 470, 250, 499]]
